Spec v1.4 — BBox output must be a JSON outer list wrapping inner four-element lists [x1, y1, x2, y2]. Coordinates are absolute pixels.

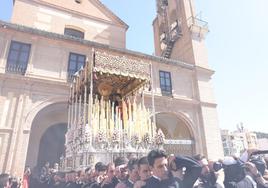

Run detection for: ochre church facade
[[0, 0, 223, 176]]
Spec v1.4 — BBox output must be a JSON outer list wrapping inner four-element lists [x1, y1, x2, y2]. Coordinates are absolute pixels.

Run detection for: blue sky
[[1, 0, 268, 132]]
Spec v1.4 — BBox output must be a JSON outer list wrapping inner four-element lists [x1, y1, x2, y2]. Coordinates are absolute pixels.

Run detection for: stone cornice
[[195, 65, 215, 76], [200, 101, 218, 108], [144, 92, 217, 108], [144, 92, 199, 106], [0, 72, 69, 88], [0, 20, 194, 70]]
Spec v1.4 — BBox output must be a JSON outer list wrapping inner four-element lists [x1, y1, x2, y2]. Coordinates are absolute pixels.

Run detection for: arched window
[[64, 28, 84, 39]]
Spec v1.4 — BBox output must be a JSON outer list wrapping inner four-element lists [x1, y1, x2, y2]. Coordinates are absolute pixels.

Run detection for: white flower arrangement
[[131, 134, 140, 146], [155, 129, 165, 146], [96, 130, 106, 143], [112, 130, 120, 143], [142, 133, 151, 145]]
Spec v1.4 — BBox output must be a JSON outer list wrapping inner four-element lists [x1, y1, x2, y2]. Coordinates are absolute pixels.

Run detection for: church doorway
[[37, 123, 67, 168], [155, 112, 195, 156], [25, 102, 68, 169]]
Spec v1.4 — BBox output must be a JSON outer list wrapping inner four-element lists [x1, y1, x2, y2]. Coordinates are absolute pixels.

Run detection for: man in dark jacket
[[116, 158, 139, 188], [168, 155, 202, 188], [145, 149, 169, 188], [133, 156, 151, 188], [101, 163, 118, 188], [114, 157, 129, 184], [84, 162, 107, 188]]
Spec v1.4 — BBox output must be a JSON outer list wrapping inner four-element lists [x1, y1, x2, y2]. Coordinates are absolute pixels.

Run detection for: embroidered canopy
[[82, 51, 152, 98], [94, 51, 151, 80]]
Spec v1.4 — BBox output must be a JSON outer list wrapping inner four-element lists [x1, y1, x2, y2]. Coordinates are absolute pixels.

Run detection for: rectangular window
[[67, 52, 86, 81], [6, 41, 31, 75], [159, 70, 172, 95]]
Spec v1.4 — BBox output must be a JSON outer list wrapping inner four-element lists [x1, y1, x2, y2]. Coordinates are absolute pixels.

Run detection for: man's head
[[107, 163, 115, 179], [114, 157, 128, 181], [95, 162, 107, 177], [138, 156, 151, 181], [194, 154, 210, 179], [77, 170, 87, 182], [127, 158, 139, 182], [114, 157, 128, 168], [147, 149, 168, 180]]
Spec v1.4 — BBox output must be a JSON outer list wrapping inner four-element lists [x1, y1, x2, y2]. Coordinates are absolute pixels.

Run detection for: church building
[[0, 0, 223, 176]]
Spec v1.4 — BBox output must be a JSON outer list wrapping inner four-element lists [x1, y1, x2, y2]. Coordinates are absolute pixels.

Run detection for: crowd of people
[[1, 149, 268, 188]]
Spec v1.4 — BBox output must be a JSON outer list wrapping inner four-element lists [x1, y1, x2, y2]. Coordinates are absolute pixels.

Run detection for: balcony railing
[[188, 16, 208, 29], [187, 16, 209, 38], [5, 64, 27, 75]]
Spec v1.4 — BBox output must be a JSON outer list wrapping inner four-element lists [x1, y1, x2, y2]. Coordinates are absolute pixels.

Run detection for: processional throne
[[62, 50, 165, 170]]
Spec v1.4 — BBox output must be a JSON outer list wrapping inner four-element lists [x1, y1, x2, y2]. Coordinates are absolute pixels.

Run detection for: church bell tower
[[153, 0, 224, 158], [153, 0, 209, 68]]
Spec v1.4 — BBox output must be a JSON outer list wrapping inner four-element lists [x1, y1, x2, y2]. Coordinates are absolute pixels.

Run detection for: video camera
[[248, 150, 268, 175]]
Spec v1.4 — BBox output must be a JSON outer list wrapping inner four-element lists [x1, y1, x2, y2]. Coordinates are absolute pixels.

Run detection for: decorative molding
[[144, 93, 199, 106], [0, 20, 194, 70], [0, 72, 69, 87]]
